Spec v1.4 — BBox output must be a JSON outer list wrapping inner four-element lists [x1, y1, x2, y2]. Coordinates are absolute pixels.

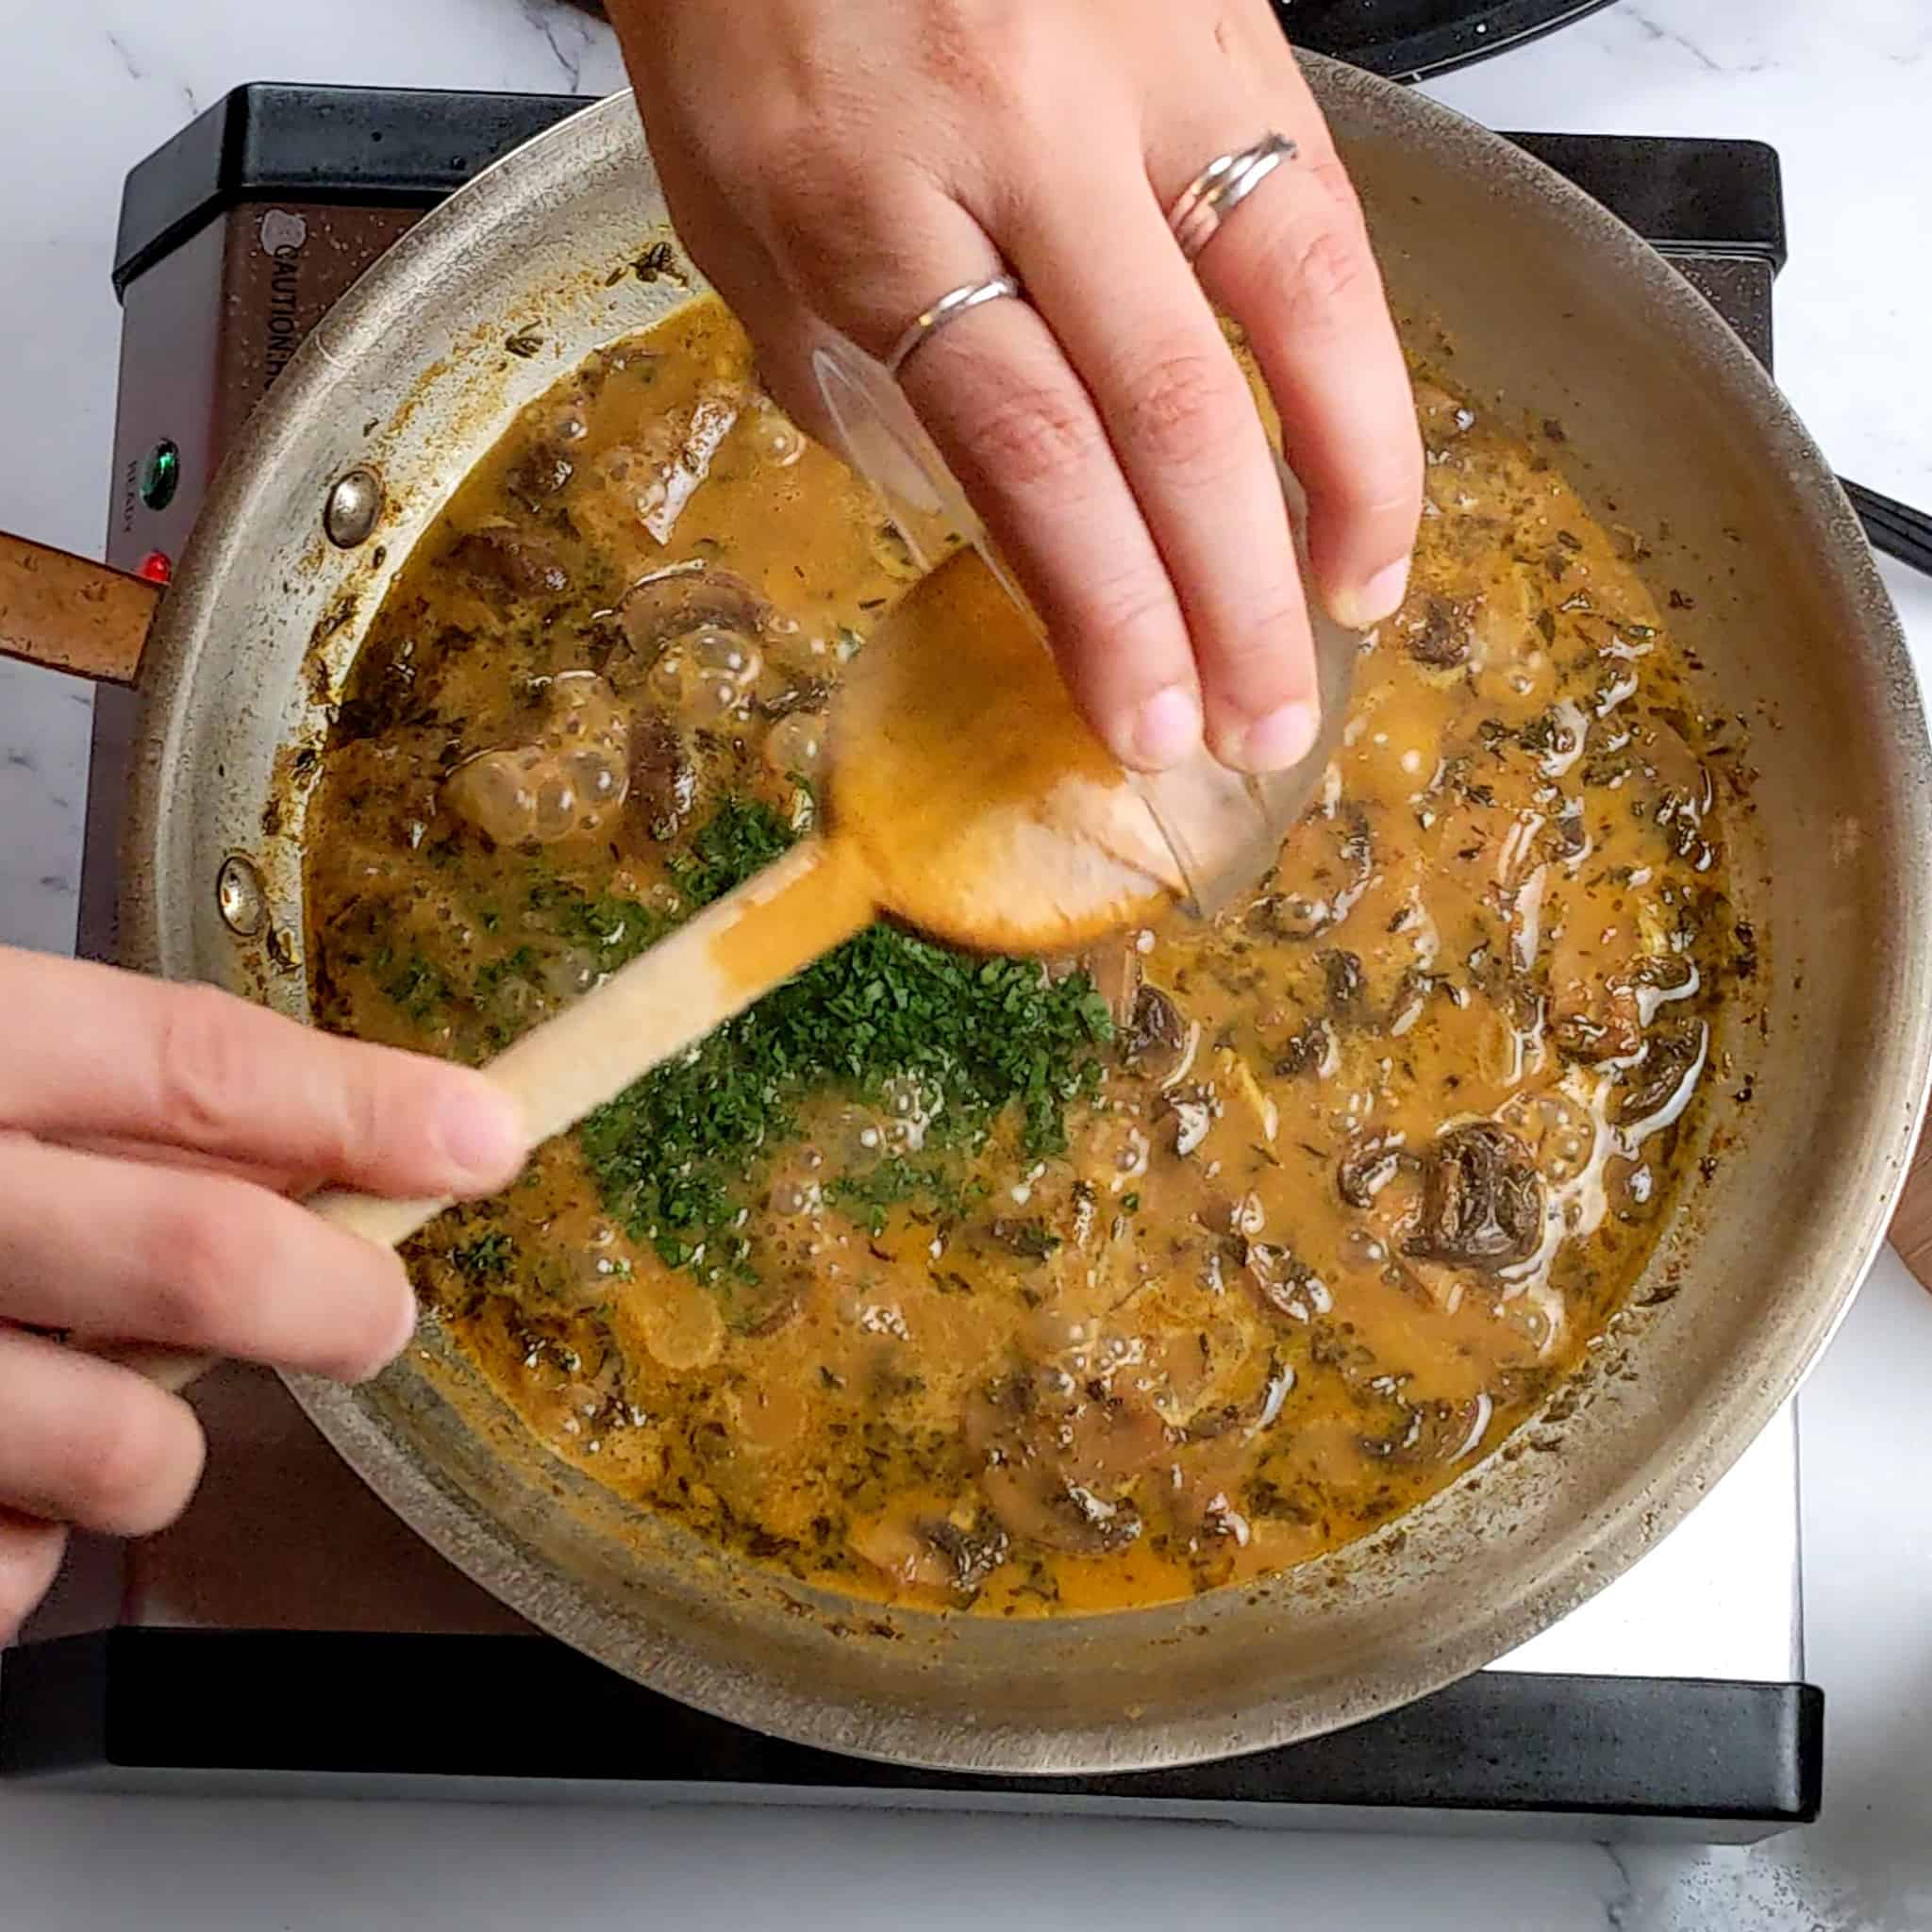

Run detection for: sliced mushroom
[[1337, 1132, 1409, 1208], [923, 1516, 1012, 1592], [1403, 594, 1474, 668], [1405, 1121, 1544, 1271], [1250, 805, 1373, 941], [966, 1371, 1163, 1557], [850, 1507, 1012, 1598], [505, 442, 575, 513], [1359, 1391, 1493, 1466], [1518, 700, 1590, 779], [626, 706, 698, 841], [1121, 983, 1195, 1086], [1160, 1087, 1216, 1158], [1541, 801, 1591, 866], [1549, 977, 1642, 1064], [622, 383, 742, 543], [1273, 1017, 1333, 1080], [1616, 1018, 1708, 1132], [445, 520, 570, 596], [614, 563, 773, 656], [1321, 949, 1365, 1017], [1242, 1241, 1329, 1323]]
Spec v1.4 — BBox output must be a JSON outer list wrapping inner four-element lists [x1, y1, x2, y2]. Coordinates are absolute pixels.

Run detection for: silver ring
[[886, 274, 1024, 378], [1168, 132, 1299, 264]]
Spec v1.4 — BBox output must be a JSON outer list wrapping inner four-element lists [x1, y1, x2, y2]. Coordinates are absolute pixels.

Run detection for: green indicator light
[[140, 441, 180, 512]]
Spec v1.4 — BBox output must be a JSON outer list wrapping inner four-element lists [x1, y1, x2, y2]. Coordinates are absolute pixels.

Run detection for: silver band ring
[[1168, 132, 1299, 264], [886, 274, 1024, 379]]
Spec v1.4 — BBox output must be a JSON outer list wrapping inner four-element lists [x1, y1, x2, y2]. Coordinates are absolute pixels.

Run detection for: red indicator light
[[137, 551, 173, 585]]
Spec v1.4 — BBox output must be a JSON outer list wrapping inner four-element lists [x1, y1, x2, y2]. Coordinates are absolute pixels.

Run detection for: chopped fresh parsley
[[827, 1158, 970, 1237], [668, 794, 796, 909], [525, 878, 666, 970], [580, 797, 1113, 1279], [450, 1229, 516, 1285], [379, 950, 450, 1025], [475, 944, 537, 997]]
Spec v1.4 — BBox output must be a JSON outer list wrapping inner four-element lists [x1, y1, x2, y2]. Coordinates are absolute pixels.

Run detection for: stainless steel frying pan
[[4, 59, 1926, 1774]]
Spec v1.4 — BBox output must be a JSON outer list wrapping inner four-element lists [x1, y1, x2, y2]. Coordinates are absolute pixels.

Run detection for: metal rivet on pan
[[216, 855, 268, 938], [324, 467, 384, 548]]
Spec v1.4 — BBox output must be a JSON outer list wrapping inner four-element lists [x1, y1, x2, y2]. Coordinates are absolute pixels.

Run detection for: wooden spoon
[[308, 544, 1189, 1250], [102, 546, 1188, 1398]]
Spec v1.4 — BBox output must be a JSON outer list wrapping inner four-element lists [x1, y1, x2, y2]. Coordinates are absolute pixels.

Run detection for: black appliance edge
[[113, 87, 1786, 298], [1, 1629, 1822, 1832]]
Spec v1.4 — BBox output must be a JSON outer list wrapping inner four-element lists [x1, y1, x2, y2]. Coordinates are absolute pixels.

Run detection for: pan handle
[[0, 532, 158, 686], [1841, 477, 1932, 579]]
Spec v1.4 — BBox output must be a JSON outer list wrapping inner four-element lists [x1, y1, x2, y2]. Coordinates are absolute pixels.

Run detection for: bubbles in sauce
[[304, 299, 1752, 1619], [444, 671, 630, 846]]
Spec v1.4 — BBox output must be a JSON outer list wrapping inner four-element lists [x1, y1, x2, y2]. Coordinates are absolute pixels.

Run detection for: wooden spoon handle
[[96, 838, 876, 1397], [308, 837, 874, 1251]]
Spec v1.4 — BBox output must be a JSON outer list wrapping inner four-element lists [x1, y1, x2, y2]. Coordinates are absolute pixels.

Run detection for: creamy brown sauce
[[306, 296, 1745, 1616]]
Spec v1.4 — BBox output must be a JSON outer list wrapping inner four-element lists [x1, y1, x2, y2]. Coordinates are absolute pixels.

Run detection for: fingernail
[[1335, 558, 1411, 629], [1123, 683, 1203, 772], [438, 1078, 527, 1190], [1231, 699, 1322, 774]]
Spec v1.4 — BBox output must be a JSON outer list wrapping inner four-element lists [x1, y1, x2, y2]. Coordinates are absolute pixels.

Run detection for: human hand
[[608, 0, 1422, 775], [0, 946, 525, 1641]]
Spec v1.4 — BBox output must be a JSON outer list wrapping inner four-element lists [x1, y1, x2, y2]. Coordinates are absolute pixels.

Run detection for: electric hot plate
[[0, 86, 1820, 1840]]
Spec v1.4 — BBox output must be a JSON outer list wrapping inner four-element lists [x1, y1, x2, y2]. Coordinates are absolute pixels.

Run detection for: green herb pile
[[578, 797, 1113, 1281]]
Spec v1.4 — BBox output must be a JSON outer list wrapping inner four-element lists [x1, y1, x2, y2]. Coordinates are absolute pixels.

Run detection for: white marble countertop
[[2, 1, 1930, 1926]]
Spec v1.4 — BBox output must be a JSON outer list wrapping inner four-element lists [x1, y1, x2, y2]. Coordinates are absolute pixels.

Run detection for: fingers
[[54, 1131, 292, 1193], [0, 1134, 418, 1382], [724, 128, 1197, 772], [647, 162, 847, 451], [0, 948, 525, 1199], [768, 180, 1208, 774], [1151, 71, 1423, 627], [0, 1509, 68, 1645], [0, 1329, 205, 1539], [996, 151, 1319, 773], [897, 291, 1212, 773]]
